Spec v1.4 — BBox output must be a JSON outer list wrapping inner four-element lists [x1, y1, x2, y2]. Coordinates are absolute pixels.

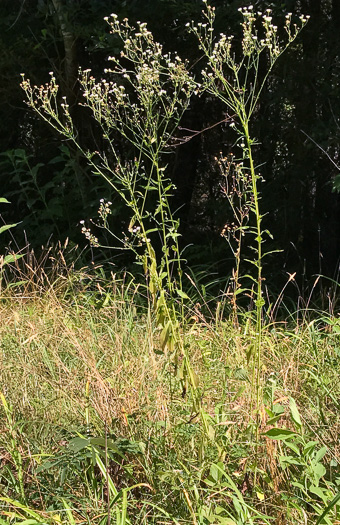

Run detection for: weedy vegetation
[[1, 3, 339, 524]]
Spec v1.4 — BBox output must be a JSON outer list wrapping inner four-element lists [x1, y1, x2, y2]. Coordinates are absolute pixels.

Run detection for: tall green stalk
[[244, 124, 264, 431]]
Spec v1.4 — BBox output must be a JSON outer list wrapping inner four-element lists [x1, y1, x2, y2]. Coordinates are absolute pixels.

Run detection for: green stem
[[244, 122, 263, 486]]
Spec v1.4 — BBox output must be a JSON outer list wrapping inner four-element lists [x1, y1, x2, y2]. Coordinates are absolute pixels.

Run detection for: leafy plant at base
[[35, 433, 149, 525], [263, 396, 338, 523], [188, 2, 309, 473], [0, 496, 79, 524]]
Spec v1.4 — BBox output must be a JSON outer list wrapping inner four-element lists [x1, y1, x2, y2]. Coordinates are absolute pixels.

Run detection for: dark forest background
[[1, 0, 340, 298]]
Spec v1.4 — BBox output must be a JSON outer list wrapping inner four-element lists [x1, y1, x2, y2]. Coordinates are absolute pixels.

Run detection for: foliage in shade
[[0, 0, 339, 286]]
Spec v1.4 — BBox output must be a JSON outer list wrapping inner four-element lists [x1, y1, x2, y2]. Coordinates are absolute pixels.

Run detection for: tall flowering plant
[[21, 13, 201, 408], [188, 2, 309, 471]]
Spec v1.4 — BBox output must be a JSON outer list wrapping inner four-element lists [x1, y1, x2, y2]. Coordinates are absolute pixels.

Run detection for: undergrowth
[[0, 263, 339, 524]]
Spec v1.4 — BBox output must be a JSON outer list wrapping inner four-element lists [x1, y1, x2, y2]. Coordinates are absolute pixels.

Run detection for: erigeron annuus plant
[[189, 1, 309, 463], [20, 14, 201, 408]]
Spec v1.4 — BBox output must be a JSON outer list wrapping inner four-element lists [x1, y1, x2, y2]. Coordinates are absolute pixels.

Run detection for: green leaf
[[309, 485, 327, 500], [0, 223, 18, 235], [256, 489, 265, 501], [165, 231, 180, 239], [210, 463, 220, 483], [48, 155, 65, 164], [264, 407, 275, 418], [314, 446, 327, 463], [177, 289, 190, 300], [145, 227, 159, 234], [279, 455, 302, 469], [246, 344, 255, 364], [266, 415, 284, 425], [35, 459, 59, 473], [207, 424, 215, 441], [289, 397, 302, 427], [255, 297, 265, 307], [61, 498, 76, 525], [209, 462, 225, 483], [89, 437, 125, 458], [272, 404, 285, 415], [313, 462, 326, 482], [234, 287, 247, 295], [0, 198, 10, 204], [243, 273, 258, 284], [292, 481, 306, 493], [292, 481, 304, 490], [263, 229, 273, 239], [233, 368, 249, 382], [5, 280, 27, 288], [160, 320, 171, 350], [2, 253, 24, 265], [68, 437, 89, 452], [262, 248, 283, 257], [303, 441, 318, 457], [284, 441, 301, 455], [262, 428, 297, 440]]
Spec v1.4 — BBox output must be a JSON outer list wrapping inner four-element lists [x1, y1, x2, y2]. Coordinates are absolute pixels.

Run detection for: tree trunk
[[51, 0, 78, 106]]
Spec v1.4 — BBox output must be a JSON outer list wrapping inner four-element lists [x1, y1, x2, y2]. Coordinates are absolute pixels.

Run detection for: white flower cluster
[[79, 221, 99, 247], [127, 222, 150, 246], [79, 69, 131, 132], [98, 198, 112, 221], [191, 3, 309, 78], [78, 13, 196, 151], [208, 33, 234, 68], [20, 72, 74, 137], [237, 7, 305, 61], [238, 6, 258, 57], [285, 12, 310, 42]]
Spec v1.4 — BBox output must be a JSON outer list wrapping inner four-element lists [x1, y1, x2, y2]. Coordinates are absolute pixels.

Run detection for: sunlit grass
[[1, 265, 339, 524]]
